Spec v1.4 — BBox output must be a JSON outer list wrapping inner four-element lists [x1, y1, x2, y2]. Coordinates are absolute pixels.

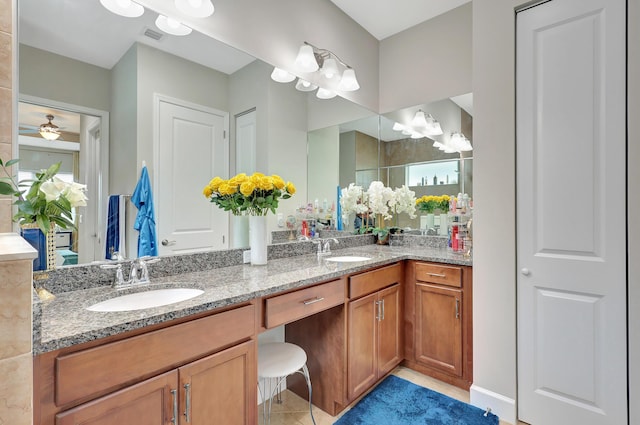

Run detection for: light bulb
[[175, 0, 214, 17], [316, 88, 337, 99], [155, 15, 192, 35], [100, 0, 144, 17], [295, 78, 317, 92], [271, 67, 296, 83]]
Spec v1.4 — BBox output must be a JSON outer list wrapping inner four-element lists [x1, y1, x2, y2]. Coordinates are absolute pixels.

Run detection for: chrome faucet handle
[[322, 238, 339, 254], [134, 257, 161, 283], [100, 263, 126, 287], [297, 235, 310, 241], [129, 259, 140, 283]]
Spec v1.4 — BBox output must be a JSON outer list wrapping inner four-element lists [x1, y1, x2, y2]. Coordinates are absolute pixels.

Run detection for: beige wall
[[379, 2, 472, 114], [19, 44, 111, 112]]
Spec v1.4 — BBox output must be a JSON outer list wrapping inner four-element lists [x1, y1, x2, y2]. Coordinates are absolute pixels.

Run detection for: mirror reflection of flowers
[[416, 195, 451, 214], [0, 157, 88, 233], [340, 181, 417, 235], [203, 172, 295, 216]]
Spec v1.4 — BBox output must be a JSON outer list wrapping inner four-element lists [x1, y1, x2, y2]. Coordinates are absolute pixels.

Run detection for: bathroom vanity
[[32, 245, 471, 425]]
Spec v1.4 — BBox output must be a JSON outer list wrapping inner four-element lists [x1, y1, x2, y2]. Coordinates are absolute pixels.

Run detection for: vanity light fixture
[[433, 132, 473, 153], [271, 41, 360, 98], [295, 78, 318, 92], [155, 15, 192, 36], [100, 0, 144, 18], [271, 67, 296, 83], [424, 114, 444, 136], [411, 110, 443, 136], [316, 88, 337, 99], [174, 0, 214, 18], [39, 115, 61, 141], [411, 110, 429, 127]]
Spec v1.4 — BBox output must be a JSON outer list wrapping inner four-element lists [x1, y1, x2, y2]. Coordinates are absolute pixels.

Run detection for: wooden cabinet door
[[377, 284, 402, 376], [56, 371, 177, 425], [415, 283, 463, 377], [178, 340, 257, 425], [347, 292, 378, 401]]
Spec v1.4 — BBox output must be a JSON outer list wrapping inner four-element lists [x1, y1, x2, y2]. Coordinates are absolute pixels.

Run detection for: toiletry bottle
[[452, 225, 459, 251], [433, 174, 438, 185]]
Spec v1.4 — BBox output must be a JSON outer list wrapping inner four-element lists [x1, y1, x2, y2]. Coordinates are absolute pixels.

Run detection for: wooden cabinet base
[[402, 359, 472, 390]]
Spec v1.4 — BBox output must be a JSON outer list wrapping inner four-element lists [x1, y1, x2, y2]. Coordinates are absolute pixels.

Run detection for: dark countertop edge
[[33, 248, 471, 355]]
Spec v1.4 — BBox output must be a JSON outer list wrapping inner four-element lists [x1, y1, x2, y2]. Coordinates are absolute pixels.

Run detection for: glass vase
[[249, 215, 268, 265]]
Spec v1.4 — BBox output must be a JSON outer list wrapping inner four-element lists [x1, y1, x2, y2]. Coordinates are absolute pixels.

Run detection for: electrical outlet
[[243, 250, 251, 263]]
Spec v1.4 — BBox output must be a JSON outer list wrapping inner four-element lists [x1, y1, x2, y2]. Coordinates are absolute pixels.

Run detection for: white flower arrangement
[[340, 181, 417, 230]]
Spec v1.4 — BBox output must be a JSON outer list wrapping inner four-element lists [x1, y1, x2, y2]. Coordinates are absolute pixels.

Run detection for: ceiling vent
[[143, 27, 164, 41]]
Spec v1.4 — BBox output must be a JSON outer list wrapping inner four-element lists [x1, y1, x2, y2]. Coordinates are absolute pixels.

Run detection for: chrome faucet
[[318, 238, 339, 256], [101, 256, 160, 289]]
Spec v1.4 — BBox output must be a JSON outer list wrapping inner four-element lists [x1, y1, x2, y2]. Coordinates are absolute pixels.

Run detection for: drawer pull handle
[[455, 298, 460, 319], [184, 383, 191, 422], [171, 389, 178, 424], [427, 272, 447, 278], [302, 297, 325, 305]]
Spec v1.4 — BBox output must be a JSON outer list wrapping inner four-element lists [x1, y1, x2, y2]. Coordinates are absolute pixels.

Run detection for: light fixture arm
[[303, 41, 354, 70]]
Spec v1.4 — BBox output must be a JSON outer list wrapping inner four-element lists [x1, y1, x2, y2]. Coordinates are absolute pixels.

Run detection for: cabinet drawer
[[55, 304, 255, 407], [349, 263, 402, 299], [415, 263, 461, 287], [264, 279, 344, 328]]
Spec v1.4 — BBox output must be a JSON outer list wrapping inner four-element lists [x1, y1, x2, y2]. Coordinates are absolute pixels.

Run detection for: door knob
[[162, 239, 176, 246], [521, 268, 531, 276]]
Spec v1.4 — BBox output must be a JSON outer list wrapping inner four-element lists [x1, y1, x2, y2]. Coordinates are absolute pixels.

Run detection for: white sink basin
[[87, 288, 204, 312], [325, 256, 372, 263]]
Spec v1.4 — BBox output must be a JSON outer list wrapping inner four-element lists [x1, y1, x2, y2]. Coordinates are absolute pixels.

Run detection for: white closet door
[[516, 0, 626, 424], [156, 96, 229, 255]]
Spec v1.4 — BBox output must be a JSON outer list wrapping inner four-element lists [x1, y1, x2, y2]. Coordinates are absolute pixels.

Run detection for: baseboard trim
[[469, 384, 517, 424]]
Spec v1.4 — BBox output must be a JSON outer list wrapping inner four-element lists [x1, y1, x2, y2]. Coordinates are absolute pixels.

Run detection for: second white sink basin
[[325, 256, 372, 263], [87, 288, 204, 312]]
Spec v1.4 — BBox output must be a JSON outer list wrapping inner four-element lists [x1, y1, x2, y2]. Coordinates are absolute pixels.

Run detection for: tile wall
[[0, 1, 34, 424]]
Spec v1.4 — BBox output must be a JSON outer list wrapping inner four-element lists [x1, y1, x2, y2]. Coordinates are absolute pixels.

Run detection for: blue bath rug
[[333, 375, 499, 425]]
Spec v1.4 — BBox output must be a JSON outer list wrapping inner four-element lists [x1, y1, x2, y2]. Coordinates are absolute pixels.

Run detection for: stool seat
[[257, 342, 316, 425], [258, 343, 307, 379]]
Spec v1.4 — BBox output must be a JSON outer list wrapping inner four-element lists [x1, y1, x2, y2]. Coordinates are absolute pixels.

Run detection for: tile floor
[[257, 366, 525, 425]]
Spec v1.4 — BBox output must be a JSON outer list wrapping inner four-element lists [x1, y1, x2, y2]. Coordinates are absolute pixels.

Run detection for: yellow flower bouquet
[[416, 195, 450, 214], [203, 172, 295, 216]]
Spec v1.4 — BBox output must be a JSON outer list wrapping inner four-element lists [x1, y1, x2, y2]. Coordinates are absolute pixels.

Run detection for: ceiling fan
[[19, 114, 64, 141]]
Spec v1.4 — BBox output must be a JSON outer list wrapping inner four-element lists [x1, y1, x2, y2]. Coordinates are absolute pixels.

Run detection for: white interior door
[[232, 109, 256, 249], [516, 1, 627, 424], [156, 96, 229, 255]]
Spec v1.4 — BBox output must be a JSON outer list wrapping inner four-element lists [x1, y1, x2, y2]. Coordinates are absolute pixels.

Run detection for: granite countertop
[[33, 245, 471, 355]]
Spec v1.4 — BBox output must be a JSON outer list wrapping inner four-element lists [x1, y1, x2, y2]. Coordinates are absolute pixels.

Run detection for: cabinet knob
[[521, 268, 531, 276]]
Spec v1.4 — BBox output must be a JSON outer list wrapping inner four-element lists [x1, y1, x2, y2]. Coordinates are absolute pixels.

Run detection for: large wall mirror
[[17, 0, 472, 267], [308, 94, 473, 231]]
